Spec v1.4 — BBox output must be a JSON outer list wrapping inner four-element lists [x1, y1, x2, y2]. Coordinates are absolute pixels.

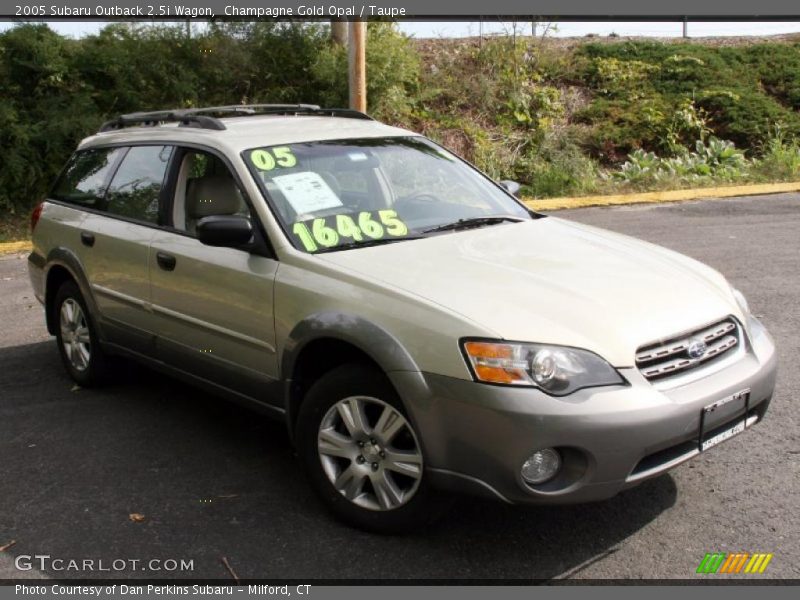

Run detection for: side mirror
[[498, 180, 521, 197], [196, 215, 253, 248]]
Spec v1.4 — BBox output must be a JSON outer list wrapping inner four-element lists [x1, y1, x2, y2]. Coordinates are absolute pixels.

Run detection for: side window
[[173, 150, 249, 235], [51, 147, 125, 207], [105, 146, 173, 224]]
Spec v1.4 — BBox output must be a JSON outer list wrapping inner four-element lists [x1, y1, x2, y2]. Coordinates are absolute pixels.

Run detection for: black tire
[[53, 280, 112, 387], [296, 363, 446, 534]]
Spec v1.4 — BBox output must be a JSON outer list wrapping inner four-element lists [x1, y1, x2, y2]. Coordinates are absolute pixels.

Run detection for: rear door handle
[[156, 252, 177, 272], [80, 232, 95, 247]]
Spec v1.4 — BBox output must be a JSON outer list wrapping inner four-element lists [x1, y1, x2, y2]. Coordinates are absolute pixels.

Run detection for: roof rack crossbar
[[181, 104, 322, 116], [99, 111, 226, 133], [98, 104, 373, 133]]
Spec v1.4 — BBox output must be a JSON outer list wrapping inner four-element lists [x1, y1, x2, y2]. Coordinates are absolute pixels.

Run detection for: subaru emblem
[[687, 338, 708, 359]]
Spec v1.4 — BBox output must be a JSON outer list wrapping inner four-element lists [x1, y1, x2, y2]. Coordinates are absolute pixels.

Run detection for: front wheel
[[296, 363, 445, 533]]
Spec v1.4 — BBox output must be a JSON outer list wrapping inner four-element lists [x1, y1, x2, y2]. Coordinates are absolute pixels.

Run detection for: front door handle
[[80, 232, 95, 247], [156, 252, 177, 272]]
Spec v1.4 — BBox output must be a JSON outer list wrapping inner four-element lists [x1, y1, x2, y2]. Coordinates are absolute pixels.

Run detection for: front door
[[148, 149, 280, 405]]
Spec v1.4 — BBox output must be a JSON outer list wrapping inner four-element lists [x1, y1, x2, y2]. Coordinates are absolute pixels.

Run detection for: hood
[[318, 217, 741, 366]]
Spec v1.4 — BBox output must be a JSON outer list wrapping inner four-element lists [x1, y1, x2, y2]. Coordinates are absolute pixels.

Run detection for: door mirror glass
[[196, 215, 253, 248], [498, 180, 521, 197]]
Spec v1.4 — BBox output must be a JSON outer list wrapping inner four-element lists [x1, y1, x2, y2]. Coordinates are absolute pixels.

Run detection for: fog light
[[521, 448, 561, 484]]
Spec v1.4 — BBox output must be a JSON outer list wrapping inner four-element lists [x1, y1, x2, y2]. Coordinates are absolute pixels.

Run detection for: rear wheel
[[53, 281, 111, 387], [296, 363, 444, 533]]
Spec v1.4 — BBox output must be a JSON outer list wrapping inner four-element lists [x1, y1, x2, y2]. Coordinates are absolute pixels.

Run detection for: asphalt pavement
[[0, 193, 798, 581]]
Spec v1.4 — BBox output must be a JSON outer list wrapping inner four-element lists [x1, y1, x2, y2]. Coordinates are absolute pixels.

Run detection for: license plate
[[701, 419, 746, 451], [699, 388, 750, 452]]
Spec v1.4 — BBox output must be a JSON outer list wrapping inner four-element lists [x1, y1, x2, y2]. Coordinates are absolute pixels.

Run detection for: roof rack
[[98, 104, 374, 133]]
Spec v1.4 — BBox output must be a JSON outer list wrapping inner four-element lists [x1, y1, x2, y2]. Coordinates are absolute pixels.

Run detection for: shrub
[[751, 125, 800, 181], [611, 138, 749, 188], [521, 130, 599, 197], [311, 22, 419, 120]]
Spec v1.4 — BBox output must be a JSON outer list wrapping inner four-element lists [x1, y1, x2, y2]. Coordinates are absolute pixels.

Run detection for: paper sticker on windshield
[[272, 172, 343, 214], [291, 210, 410, 252]]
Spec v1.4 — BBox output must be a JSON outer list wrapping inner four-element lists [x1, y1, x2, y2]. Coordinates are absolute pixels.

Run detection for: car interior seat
[[185, 175, 247, 234]]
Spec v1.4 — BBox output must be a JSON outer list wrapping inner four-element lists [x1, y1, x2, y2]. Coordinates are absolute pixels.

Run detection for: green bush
[[311, 22, 420, 121], [0, 22, 419, 214], [520, 130, 599, 197], [611, 138, 749, 189], [751, 126, 800, 181], [575, 41, 800, 159], [4, 26, 800, 221], [0, 25, 99, 214]]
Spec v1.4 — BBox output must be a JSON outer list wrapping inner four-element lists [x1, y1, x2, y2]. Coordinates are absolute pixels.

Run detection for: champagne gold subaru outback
[[28, 105, 777, 533]]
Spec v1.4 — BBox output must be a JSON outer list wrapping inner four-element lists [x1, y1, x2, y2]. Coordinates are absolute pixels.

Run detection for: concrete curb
[[523, 181, 800, 211]]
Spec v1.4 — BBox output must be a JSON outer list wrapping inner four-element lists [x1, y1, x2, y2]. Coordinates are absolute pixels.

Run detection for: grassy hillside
[[401, 35, 800, 197], [2, 23, 800, 241]]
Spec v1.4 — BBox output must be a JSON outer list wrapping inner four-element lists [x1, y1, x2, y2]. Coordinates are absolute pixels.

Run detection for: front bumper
[[389, 317, 777, 504]]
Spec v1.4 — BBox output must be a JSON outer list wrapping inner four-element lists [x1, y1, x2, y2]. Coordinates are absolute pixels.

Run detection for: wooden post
[[348, 21, 367, 112]]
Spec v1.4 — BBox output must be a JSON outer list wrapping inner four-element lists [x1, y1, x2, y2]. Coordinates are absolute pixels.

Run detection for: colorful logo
[[696, 552, 773, 574]]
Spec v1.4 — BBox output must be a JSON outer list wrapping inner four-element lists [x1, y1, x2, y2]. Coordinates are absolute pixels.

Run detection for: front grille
[[635, 317, 741, 382]]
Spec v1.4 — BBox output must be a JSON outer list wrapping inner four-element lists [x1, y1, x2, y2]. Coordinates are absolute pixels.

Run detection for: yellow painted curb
[[524, 181, 800, 211], [0, 240, 32, 255]]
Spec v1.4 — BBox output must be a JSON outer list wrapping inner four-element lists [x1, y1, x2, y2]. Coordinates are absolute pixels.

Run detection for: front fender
[[280, 311, 423, 438], [280, 311, 421, 381]]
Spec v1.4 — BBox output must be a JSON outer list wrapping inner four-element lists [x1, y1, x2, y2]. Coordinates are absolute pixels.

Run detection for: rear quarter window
[[51, 147, 124, 207]]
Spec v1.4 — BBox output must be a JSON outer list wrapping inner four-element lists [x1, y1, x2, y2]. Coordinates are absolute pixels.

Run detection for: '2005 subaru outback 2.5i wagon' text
[[28, 105, 777, 532]]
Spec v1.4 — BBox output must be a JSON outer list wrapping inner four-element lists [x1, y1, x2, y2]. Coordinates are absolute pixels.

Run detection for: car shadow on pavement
[[0, 341, 677, 582]]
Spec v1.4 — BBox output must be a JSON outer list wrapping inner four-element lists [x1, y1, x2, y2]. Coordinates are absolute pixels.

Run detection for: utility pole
[[348, 21, 366, 112]]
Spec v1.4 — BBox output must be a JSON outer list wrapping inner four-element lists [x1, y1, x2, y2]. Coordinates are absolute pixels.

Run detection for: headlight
[[461, 339, 625, 395], [731, 287, 750, 315]]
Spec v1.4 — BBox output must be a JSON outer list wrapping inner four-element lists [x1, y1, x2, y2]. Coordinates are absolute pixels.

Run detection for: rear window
[[105, 146, 173, 223], [51, 147, 124, 207]]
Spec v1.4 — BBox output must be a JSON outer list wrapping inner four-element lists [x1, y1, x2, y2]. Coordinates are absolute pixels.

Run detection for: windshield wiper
[[421, 215, 526, 234], [313, 235, 426, 254]]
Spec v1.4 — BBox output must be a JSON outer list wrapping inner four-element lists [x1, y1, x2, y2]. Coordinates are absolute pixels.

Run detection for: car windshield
[[243, 136, 531, 253]]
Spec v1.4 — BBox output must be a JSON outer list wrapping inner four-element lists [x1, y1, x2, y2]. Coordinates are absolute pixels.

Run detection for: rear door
[[148, 148, 281, 405], [56, 145, 173, 352]]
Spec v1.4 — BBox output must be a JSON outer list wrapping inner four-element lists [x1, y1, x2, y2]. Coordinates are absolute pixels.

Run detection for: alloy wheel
[[60, 298, 91, 372], [317, 396, 423, 511]]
